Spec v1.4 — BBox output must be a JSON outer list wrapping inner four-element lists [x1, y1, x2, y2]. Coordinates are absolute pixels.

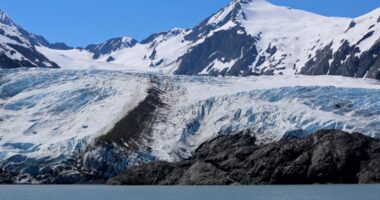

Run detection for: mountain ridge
[[1, 0, 380, 79], [0, 9, 64, 68]]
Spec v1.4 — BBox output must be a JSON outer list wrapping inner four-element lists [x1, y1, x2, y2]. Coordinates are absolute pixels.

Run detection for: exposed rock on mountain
[[1, 1, 380, 78], [85, 36, 138, 59], [36, 0, 380, 79], [0, 9, 59, 68], [175, 27, 260, 76]]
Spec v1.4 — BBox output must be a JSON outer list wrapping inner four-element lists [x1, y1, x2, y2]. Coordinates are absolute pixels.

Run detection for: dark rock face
[[301, 39, 380, 79], [0, 169, 12, 184], [108, 130, 380, 185], [0, 43, 59, 68], [174, 0, 262, 76], [106, 56, 115, 62], [47, 42, 73, 50], [345, 21, 356, 33], [300, 44, 333, 75], [175, 27, 259, 76]]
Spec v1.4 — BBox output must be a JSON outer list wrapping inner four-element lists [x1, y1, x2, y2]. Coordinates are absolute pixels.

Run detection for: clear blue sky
[[0, 0, 379, 47]]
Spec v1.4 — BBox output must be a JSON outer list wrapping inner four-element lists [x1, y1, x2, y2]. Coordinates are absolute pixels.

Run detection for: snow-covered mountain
[[84, 36, 138, 60], [1, 69, 379, 183], [36, 0, 380, 79], [0, 9, 60, 68], [1, 0, 379, 79]]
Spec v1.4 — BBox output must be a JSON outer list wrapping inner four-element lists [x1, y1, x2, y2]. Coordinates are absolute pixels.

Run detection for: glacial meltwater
[[0, 185, 379, 200]]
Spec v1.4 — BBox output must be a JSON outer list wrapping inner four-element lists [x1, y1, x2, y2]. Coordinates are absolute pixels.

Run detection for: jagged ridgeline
[[1, 0, 380, 79]]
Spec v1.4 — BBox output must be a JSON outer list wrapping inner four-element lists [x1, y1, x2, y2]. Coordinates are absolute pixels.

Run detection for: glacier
[[0, 68, 380, 182]]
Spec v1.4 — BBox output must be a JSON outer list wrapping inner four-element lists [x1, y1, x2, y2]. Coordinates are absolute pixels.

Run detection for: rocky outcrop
[[175, 27, 259, 76], [0, 169, 12, 184], [0, 43, 59, 69], [301, 40, 380, 79], [107, 130, 380, 185]]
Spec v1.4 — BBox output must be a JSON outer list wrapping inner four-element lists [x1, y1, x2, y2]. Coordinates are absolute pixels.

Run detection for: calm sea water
[[0, 185, 379, 200]]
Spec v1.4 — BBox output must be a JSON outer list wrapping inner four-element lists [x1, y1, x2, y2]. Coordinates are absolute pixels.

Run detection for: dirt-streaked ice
[[1, 69, 379, 165]]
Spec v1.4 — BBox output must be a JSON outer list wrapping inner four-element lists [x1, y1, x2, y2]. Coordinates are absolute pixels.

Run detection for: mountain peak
[[240, 0, 269, 4], [121, 36, 135, 44], [205, 0, 244, 26], [237, 0, 275, 8], [84, 36, 138, 59], [0, 9, 15, 26], [206, 0, 277, 26]]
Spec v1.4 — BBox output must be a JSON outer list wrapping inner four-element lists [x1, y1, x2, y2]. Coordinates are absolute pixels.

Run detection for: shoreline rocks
[[108, 130, 380, 185]]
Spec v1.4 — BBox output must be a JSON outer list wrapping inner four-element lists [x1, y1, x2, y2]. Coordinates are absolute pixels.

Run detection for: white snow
[[0, 23, 32, 48], [200, 58, 237, 74], [0, 70, 149, 159], [206, 0, 242, 26], [238, 0, 350, 74], [147, 74, 380, 161], [1, 69, 379, 164], [31, 0, 380, 77], [331, 8, 380, 54], [121, 36, 134, 44], [109, 29, 192, 74]]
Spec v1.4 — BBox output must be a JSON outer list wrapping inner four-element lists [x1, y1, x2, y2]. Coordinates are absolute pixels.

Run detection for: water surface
[[0, 185, 379, 200]]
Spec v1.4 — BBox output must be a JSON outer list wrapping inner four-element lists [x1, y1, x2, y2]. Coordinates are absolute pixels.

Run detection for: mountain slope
[[0, 9, 60, 68], [301, 8, 380, 79], [85, 36, 138, 59], [36, 0, 380, 79]]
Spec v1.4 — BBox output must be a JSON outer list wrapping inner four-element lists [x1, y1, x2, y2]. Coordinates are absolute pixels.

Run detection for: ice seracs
[[1, 69, 379, 181]]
